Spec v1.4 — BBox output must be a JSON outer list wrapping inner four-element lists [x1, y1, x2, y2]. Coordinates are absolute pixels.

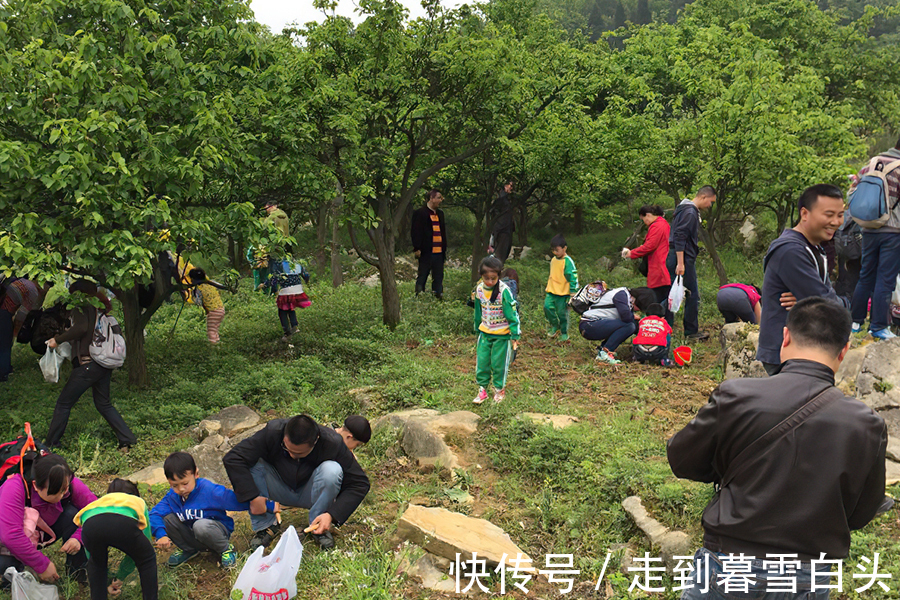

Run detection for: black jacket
[[411, 205, 446, 257], [668, 199, 700, 260], [667, 359, 886, 559], [223, 420, 370, 525], [757, 229, 849, 364], [491, 191, 515, 236]]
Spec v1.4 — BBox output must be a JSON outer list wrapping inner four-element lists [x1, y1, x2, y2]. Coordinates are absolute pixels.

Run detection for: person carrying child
[[472, 256, 520, 404], [149, 452, 275, 569], [259, 259, 311, 342], [544, 234, 578, 341], [632, 303, 674, 366], [187, 269, 225, 344], [75, 479, 157, 600]]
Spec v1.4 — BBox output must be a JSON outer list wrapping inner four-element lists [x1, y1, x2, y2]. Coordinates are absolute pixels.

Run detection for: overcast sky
[[249, 0, 454, 33]]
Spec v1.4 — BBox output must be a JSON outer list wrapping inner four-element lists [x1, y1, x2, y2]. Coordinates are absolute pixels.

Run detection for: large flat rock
[[720, 323, 766, 380], [397, 504, 533, 569], [375, 410, 480, 472]]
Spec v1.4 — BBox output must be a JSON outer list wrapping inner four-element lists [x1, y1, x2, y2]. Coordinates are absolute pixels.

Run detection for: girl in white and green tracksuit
[[472, 257, 520, 404]]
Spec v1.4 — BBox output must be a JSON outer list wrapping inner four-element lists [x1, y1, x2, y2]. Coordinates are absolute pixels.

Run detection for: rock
[[856, 340, 900, 411], [128, 462, 166, 486], [518, 246, 531, 260], [835, 344, 869, 394], [397, 505, 535, 570], [720, 323, 766, 379], [739, 218, 757, 247], [360, 273, 380, 287], [374, 409, 480, 472], [887, 439, 900, 463], [197, 405, 261, 439], [200, 434, 226, 448], [406, 553, 462, 594], [196, 420, 221, 441], [622, 496, 693, 569], [190, 443, 230, 485], [597, 256, 612, 272], [348, 386, 378, 410], [229, 423, 266, 447], [887, 460, 900, 486], [521, 413, 579, 429]]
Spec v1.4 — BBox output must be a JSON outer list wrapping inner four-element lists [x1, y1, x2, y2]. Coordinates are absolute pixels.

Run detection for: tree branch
[[347, 223, 380, 267]]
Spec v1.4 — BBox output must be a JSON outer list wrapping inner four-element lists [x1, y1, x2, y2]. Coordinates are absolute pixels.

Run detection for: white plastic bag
[[668, 275, 685, 313], [231, 526, 302, 600], [38, 342, 70, 384], [4, 567, 60, 600], [892, 274, 900, 307]]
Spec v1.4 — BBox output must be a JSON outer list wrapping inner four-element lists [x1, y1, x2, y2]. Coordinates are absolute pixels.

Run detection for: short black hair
[[163, 452, 197, 480], [107, 478, 141, 497], [639, 205, 664, 217], [188, 268, 205, 282], [630, 287, 658, 313], [786, 297, 851, 358], [344, 415, 372, 444], [285, 415, 319, 446], [697, 185, 717, 198], [427, 189, 442, 201], [644, 303, 666, 318], [32, 454, 74, 495], [798, 184, 843, 213], [550, 234, 566, 249], [479, 256, 503, 276]]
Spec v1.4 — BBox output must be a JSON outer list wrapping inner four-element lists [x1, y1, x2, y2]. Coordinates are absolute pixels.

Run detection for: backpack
[[0, 423, 50, 500], [89, 311, 126, 369], [0, 275, 18, 306], [568, 281, 609, 315], [849, 156, 900, 229], [835, 212, 862, 261]]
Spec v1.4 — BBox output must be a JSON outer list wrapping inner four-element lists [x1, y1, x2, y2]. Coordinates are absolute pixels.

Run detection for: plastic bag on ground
[[4, 567, 60, 600], [668, 275, 685, 314], [231, 525, 302, 600]]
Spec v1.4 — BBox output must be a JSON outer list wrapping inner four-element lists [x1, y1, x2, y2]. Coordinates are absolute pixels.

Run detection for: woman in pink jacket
[[0, 454, 96, 585]]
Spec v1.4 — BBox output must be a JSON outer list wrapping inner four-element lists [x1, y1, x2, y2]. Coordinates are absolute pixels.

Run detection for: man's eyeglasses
[[282, 436, 318, 458]]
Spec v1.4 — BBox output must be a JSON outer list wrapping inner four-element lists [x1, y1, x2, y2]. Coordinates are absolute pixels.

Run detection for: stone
[[128, 462, 166, 486], [229, 423, 266, 447], [196, 420, 221, 441], [739, 218, 757, 247], [360, 273, 380, 287], [205, 405, 261, 437], [375, 409, 480, 472], [397, 504, 535, 570], [200, 434, 226, 448], [518, 246, 531, 260], [406, 553, 461, 594], [887, 461, 900, 486], [835, 344, 869, 395], [720, 323, 766, 380], [622, 496, 693, 569], [521, 413, 579, 429], [597, 256, 612, 272], [856, 340, 900, 411], [190, 442, 230, 485], [887, 439, 900, 463]]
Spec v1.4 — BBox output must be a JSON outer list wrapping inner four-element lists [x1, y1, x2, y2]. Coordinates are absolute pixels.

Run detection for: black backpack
[[0, 423, 50, 501], [835, 215, 862, 261]]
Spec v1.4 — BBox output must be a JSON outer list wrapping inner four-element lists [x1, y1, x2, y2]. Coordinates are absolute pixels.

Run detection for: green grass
[[1, 219, 896, 599]]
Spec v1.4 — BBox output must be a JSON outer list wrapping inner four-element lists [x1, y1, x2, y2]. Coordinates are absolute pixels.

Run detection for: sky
[[249, 0, 452, 33]]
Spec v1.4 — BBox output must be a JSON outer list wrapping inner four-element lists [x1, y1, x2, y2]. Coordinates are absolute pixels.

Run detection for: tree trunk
[[471, 217, 485, 285], [699, 225, 728, 286], [330, 189, 344, 288], [119, 287, 148, 388], [573, 206, 583, 235], [517, 203, 528, 245], [368, 198, 401, 329], [315, 202, 329, 273]]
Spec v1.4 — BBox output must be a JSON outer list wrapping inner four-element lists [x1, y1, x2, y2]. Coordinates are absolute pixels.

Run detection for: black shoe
[[313, 531, 335, 550], [685, 331, 709, 341], [249, 523, 282, 550]]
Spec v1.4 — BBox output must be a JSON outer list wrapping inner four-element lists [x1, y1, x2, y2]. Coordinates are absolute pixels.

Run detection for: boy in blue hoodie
[[149, 452, 274, 569]]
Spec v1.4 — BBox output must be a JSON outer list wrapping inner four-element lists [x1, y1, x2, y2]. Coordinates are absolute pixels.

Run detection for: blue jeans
[[851, 232, 900, 331], [667, 252, 700, 335], [578, 318, 636, 351], [0, 308, 13, 378], [680, 548, 830, 600], [249, 459, 343, 532]]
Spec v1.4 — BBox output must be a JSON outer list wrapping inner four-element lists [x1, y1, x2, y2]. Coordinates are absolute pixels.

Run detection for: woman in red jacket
[[624, 205, 672, 305]]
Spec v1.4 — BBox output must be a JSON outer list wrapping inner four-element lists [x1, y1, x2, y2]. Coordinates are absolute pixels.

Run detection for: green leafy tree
[[0, 0, 275, 385]]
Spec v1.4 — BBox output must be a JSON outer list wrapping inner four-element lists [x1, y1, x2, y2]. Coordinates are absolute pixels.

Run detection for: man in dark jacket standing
[[666, 186, 716, 339], [757, 184, 849, 375], [489, 181, 515, 263], [411, 189, 447, 299], [668, 297, 886, 598], [223, 414, 370, 551]]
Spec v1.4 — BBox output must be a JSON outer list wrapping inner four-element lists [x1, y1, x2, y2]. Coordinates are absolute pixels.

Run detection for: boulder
[[597, 256, 612, 272], [739, 218, 757, 247], [194, 405, 261, 440], [720, 323, 766, 379], [835, 344, 869, 395], [622, 496, 693, 570], [128, 462, 167, 486], [374, 410, 480, 472], [521, 413, 579, 430], [397, 504, 534, 570], [518, 246, 532, 260], [856, 340, 900, 411]]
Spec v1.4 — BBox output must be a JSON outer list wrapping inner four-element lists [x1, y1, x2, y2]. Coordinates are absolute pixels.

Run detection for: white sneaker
[[472, 387, 488, 404], [852, 322, 862, 333], [595, 349, 621, 365]]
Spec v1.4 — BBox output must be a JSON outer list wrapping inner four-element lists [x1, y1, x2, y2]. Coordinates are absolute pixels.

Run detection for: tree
[[0, 0, 275, 386]]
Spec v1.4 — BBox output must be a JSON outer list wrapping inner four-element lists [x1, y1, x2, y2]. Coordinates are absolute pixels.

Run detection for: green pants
[[544, 293, 569, 334], [476, 333, 513, 390]]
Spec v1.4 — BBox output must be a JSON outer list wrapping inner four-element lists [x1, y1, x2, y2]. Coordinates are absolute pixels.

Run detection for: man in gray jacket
[[850, 136, 900, 340], [669, 297, 886, 598]]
